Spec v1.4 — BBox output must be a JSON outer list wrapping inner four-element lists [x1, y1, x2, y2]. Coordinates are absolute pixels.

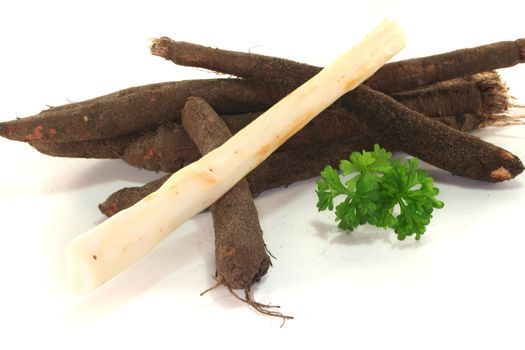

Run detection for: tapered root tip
[[0, 121, 11, 138], [150, 37, 172, 59], [0, 121, 49, 142], [98, 201, 119, 217], [491, 150, 525, 181], [475, 72, 510, 115]]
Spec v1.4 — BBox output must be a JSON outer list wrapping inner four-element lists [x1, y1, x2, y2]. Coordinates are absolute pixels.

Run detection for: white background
[[0, 1, 524, 349]]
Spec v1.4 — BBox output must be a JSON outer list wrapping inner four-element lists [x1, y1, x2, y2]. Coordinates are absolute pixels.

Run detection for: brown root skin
[[121, 109, 489, 173], [472, 72, 511, 115], [123, 109, 362, 172], [151, 37, 316, 92], [210, 180, 271, 289], [365, 39, 525, 93], [151, 37, 525, 94], [346, 86, 524, 182], [0, 79, 281, 143], [11, 71, 509, 160], [99, 135, 375, 217], [181, 96, 270, 290], [122, 123, 199, 172], [390, 72, 509, 117], [29, 105, 512, 164], [26, 108, 490, 166], [98, 174, 170, 216], [434, 114, 480, 132], [99, 135, 375, 216], [98, 108, 525, 217], [391, 80, 482, 117], [29, 132, 143, 159], [121, 113, 259, 172], [152, 37, 524, 182], [4, 37, 521, 145], [99, 109, 512, 218], [520, 39, 525, 60]]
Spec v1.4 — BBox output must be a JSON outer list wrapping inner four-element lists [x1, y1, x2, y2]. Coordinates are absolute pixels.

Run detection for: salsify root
[[151, 37, 525, 94], [65, 19, 405, 291], [120, 122, 200, 172], [120, 112, 487, 173], [29, 132, 143, 159], [152, 37, 524, 182], [390, 72, 510, 117], [181, 96, 271, 291], [0, 79, 282, 143], [365, 39, 525, 93], [28, 71, 512, 172], [99, 134, 378, 217], [27, 71, 510, 162], [4, 35, 519, 144], [98, 112, 486, 217], [183, 97, 295, 321]]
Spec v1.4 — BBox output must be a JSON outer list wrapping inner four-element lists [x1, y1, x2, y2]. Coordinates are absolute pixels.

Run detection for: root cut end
[[474, 72, 510, 115], [490, 167, 512, 181], [150, 37, 172, 59], [98, 201, 119, 217], [516, 38, 525, 62]]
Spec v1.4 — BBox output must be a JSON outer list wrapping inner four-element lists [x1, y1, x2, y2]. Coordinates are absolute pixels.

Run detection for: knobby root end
[[150, 37, 172, 59]]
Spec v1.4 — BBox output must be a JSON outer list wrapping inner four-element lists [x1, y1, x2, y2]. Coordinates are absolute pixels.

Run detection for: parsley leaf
[[315, 145, 444, 240]]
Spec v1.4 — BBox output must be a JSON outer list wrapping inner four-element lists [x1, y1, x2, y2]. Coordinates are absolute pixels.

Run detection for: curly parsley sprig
[[316, 145, 444, 240]]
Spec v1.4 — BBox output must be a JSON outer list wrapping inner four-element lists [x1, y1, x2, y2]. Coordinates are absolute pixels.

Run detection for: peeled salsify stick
[[65, 19, 406, 291]]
